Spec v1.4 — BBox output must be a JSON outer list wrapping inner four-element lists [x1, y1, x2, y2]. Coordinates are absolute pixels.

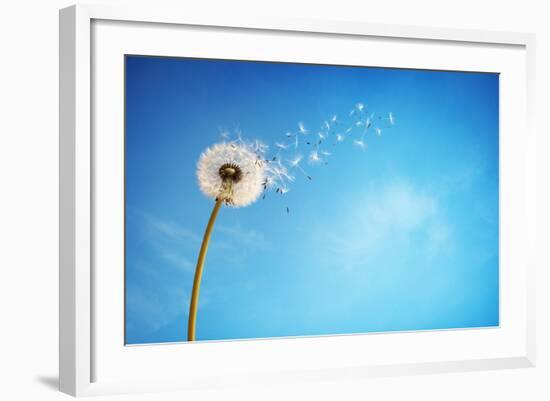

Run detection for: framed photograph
[[59, 4, 536, 397]]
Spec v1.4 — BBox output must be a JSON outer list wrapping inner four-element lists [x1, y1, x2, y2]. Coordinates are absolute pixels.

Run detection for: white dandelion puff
[[375, 127, 382, 136], [197, 142, 265, 207], [320, 150, 331, 156], [336, 134, 344, 142], [318, 132, 326, 140], [331, 115, 337, 123], [356, 102, 365, 112], [298, 121, 308, 135]]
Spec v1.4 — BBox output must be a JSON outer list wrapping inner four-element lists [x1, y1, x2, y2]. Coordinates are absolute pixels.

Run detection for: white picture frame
[[59, 3, 536, 397]]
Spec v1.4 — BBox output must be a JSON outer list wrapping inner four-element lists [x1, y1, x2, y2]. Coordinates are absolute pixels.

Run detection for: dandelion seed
[[275, 142, 289, 150], [309, 150, 323, 164], [288, 154, 303, 167], [388, 112, 395, 125], [219, 129, 231, 139], [356, 102, 365, 112], [336, 134, 344, 142], [353, 139, 367, 150], [298, 121, 307, 135], [356, 121, 363, 127], [320, 150, 331, 156], [345, 127, 353, 134], [254, 139, 269, 155], [375, 128, 382, 136], [279, 187, 290, 194], [318, 132, 326, 140], [324, 121, 330, 130], [331, 115, 337, 123]]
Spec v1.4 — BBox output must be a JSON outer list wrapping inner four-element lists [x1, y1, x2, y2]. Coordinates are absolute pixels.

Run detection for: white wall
[[0, 0, 547, 399]]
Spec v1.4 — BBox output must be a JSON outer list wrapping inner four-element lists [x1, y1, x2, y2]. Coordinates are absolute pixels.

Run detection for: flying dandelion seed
[[275, 142, 289, 150], [331, 115, 337, 123], [336, 134, 344, 142], [219, 129, 231, 139], [353, 139, 367, 150], [375, 127, 382, 136], [298, 121, 307, 135], [388, 112, 395, 125], [309, 150, 323, 164], [320, 150, 331, 156]]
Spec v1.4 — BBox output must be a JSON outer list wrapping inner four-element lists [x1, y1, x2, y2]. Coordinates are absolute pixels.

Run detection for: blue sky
[[125, 55, 499, 344]]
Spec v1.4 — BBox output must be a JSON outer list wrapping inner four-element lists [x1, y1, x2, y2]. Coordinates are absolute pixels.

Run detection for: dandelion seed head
[[197, 142, 265, 207]]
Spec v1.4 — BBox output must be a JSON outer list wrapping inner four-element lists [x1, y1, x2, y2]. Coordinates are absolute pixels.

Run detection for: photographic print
[[124, 55, 499, 344]]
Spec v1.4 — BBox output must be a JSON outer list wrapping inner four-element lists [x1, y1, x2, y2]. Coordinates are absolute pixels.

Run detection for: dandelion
[[375, 127, 382, 136], [298, 121, 307, 135], [189, 142, 265, 341]]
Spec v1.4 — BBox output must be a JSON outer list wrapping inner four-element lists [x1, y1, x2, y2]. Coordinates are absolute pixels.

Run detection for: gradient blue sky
[[125, 55, 499, 344]]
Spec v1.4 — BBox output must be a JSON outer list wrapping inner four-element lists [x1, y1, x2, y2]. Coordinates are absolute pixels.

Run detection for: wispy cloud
[[129, 210, 200, 273], [126, 281, 188, 334], [215, 224, 272, 251], [140, 212, 201, 243], [312, 179, 454, 269]]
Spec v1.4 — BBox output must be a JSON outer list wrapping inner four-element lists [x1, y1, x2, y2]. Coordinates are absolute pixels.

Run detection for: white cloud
[[313, 179, 453, 269]]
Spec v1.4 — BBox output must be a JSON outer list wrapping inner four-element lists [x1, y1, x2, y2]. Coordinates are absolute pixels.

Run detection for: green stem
[[187, 198, 223, 341]]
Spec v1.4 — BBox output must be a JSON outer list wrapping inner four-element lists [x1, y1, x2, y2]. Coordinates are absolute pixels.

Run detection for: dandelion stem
[[187, 198, 223, 341]]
